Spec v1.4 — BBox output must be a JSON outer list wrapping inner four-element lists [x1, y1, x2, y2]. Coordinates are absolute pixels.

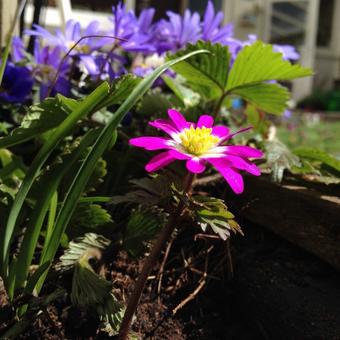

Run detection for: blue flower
[[202, 1, 233, 44], [110, 4, 156, 53], [32, 42, 71, 100], [0, 62, 33, 103], [154, 9, 201, 53]]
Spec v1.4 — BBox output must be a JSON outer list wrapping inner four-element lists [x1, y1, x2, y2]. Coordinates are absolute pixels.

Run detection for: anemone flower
[[0, 62, 33, 103], [154, 9, 201, 52], [129, 109, 262, 194], [110, 3, 155, 53], [202, 1, 233, 44], [32, 43, 70, 100], [26, 19, 105, 54]]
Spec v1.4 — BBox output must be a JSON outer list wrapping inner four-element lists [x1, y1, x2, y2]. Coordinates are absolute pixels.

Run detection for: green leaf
[[265, 139, 301, 182], [226, 41, 312, 91], [0, 97, 68, 149], [1, 82, 110, 284], [12, 129, 99, 293], [36, 49, 209, 295], [70, 204, 112, 229], [231, 83, 290, 115], [167, 41, 230, 98], [191, 196, 242, 240], [59, 233, 110, 269], [124, 209, 164, 257], [294, 147, 340, 172]]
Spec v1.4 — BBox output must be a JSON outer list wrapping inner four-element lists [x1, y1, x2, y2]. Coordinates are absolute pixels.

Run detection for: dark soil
[[1, 221, 340, 339]]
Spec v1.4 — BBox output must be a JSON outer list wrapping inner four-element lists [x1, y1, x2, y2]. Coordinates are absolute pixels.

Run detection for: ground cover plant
[[0, 1, 339, 338]]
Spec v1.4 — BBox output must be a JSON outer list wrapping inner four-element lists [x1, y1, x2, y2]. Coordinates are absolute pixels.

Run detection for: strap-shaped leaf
[[167, 41, 230, 98], [36, 49, 209, 294], [0, 82, 110, 279], [231, 82, 290, 115], [227, 41, 312, 91]]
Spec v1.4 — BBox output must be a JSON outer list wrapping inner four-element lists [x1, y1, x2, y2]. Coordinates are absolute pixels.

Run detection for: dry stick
[[46, 35, 127, 97], [172, 251, 209, 315], [118, 172, 195, 340], [225, 239, 234, 279], [157, 234, 175, 304]]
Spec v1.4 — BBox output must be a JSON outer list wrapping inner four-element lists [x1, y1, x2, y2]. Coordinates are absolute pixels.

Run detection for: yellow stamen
[[179, 126, 219, 156]]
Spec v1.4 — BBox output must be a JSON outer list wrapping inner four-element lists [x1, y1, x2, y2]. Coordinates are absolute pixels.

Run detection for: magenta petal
[[168, 149, 190, 160], [212, 125, 229, 138], [149, 119, 178, 136], [186, 158, 206, 173], [226, 145, 263, 158], [145, 151, 176, 172], [208, 158, 244, 194], [227, 155, 261, 176], [197, 115, 214, 128], [129, 137, 170, 151], [168, 109, 189, 131]]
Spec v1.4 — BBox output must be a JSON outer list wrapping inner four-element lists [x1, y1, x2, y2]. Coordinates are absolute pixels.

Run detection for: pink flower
[[129, 109, 263, 194]]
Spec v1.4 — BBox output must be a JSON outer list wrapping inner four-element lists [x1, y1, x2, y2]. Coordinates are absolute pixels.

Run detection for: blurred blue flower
[[11, 36, 26, 63], [26, 19, 105, 55], [202, 1, 233, 44], [154, 9, 201, 52], [110, 4, 156, 53], [0, 62, 33, 103], [32, 43, 71, 100]]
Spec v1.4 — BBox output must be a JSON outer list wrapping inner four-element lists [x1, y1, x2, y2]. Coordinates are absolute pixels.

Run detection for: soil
[[1, 221, 340, 339]]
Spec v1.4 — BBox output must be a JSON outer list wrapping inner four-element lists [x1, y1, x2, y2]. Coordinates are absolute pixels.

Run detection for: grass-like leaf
[[36, 49, 209, 294], [0, 82, 110, 281]]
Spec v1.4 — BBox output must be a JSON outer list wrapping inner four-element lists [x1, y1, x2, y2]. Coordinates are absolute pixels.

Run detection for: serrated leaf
[[59, 232, 110, 269], [191, 195, 242, 240], [70, 203, 112, 229], [266, 139, 301, 182], [0, 97, 69, 149], [294, 147, 340, 172], [167, 41, 230, 99], [227, 41, 312, 91], [124, 209, 164, 257], [112, 172, 180, 208], [232, 82, 289, 115]]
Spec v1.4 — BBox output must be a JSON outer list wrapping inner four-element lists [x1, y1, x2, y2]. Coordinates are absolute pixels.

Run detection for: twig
[[172, 252, 209, 315], [157, 234, 175, 304], [225, 239, 234, 279]]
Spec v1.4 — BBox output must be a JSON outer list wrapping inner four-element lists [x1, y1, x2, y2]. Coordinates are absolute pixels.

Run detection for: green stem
[[212, 91, 228, 120], [118, 172, 195, 340]]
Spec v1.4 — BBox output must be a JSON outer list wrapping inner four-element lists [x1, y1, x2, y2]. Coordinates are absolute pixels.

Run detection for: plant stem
[[212, 91, 228, 120], [118, 172, 195, 340]]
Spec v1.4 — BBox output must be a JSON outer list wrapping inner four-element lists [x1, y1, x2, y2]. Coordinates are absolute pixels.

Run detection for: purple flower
[[0, 62, 33, 103], [154, 9, 201, 53], [81, 53, 126, 81], [110, 4, 155, 53], [202, 1, 233, 44], [32, 43, 71, 100], [11, 36, 26, 63], [272, 45, 299, 61], [130, 109, 262, 194], [26, 19, 105, 55]]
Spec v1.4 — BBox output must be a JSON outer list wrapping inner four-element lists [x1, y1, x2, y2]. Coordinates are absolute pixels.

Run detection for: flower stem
[[118, 172, 195, 340], [212, 91, 228, 120]]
